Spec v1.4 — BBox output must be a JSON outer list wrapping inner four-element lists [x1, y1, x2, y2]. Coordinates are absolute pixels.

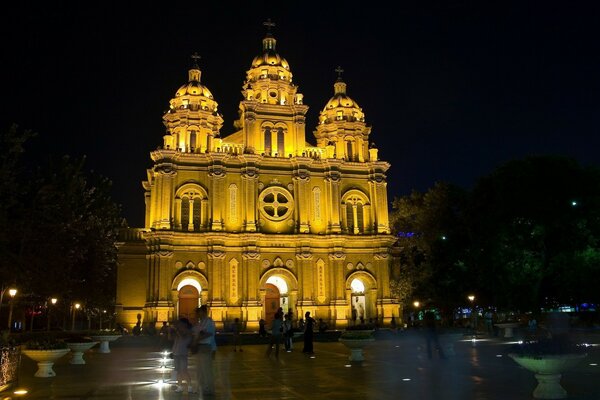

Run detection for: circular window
[[258, 187, 293, 221]]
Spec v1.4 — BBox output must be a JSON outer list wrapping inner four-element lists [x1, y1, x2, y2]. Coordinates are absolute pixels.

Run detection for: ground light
[[13, 389, 28, 396]]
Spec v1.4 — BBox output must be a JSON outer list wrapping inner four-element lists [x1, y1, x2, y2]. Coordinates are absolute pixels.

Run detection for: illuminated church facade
[[116, 30, 398, 330]]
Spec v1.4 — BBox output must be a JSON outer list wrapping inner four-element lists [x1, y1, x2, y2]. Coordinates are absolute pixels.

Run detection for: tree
[[0, 125, 122, 317], [390, 182, 471, 315], [469, 156, 600, 309]]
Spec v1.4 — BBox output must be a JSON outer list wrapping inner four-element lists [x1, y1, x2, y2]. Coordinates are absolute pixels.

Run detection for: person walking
[[169, 318, 193, 394], [424, 310, 446, 360], [192, 305, 217, 397], [232, 317, 243, 352], [302, 311, 315, 354], [266, 311, 283, 358]]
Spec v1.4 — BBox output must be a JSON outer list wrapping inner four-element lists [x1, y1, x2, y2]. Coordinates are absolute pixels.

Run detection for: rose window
[[258, 187, 293, 221]]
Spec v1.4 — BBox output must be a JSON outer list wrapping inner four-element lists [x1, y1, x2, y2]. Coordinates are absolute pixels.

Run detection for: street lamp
[[468, 295, 476, 335], [47, 297, 58, 331], [412, 301, 421, 327], [7, 288, 17, 331], [71, 303, 81, 331]]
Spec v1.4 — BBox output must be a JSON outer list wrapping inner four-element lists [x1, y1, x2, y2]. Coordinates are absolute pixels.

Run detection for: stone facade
[[116, 31, 398, 330]]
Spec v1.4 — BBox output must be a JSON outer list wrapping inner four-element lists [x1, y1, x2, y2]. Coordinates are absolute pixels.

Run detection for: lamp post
[[7, 288, 17, 331], [47, 297, 58, 331], [412, 301, 420, 327], [468, 295, 476, 335], [71, 303, 81, 331]]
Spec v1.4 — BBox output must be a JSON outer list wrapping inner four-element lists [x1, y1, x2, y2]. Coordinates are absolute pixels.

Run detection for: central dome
[[251, 35, 290, 70]]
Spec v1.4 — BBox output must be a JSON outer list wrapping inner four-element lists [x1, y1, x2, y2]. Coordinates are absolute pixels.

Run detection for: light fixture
[[8, 288, 17, 297], [51, 298, 58, 305]]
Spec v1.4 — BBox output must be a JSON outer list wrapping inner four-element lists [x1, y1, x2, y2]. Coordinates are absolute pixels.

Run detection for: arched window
[[264, 127, 272, 154], [342, 190, 370, 234], [190, 131, 197, 151], [346, 141, 353, 161], [277, 128, 285, 156], [181, 197, 190, 228], [176, 184, 208, 231]]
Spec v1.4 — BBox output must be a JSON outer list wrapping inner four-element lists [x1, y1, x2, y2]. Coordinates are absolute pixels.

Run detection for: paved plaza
[[7, 331, 600, 400]]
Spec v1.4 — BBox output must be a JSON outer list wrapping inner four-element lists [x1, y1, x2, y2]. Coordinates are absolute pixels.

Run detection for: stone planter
[[338, 337, 375, 361], [509, 353, 587, 399], [90, 335, 121, 353], [22, 349, 70, 377], [66, 341, 98, 364], [496, 322, 520, 338]]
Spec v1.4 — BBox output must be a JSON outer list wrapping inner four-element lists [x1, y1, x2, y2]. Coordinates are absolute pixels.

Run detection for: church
[[116, 28, 398, 331]]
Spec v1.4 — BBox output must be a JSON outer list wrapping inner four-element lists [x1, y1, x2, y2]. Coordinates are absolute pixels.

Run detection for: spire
[[262, 19, 277, 51], [334, 66, 347, 94], [189, 52, 201, 82]]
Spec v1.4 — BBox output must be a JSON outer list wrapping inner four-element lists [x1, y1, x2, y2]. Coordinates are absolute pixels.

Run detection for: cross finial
[[191, 52, 201, 68], [263, 18, 276, 33], [335, 66, 344, 81]]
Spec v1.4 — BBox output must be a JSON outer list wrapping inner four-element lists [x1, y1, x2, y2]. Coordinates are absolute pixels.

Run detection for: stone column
[[325, 168, 341, 233], [241, 159, 259, 232], [207, 248, 226, 329], [208, 162, 226, 231], [293, 168, 310, 233], [188, 198, 194, 231], [242, 250, 261, 330], [329, 251, 348, 328], [295, 250, 314, 318]]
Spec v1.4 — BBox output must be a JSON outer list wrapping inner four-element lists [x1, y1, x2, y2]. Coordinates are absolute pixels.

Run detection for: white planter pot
[[90, 335, 121, 353], [509, 353, 588, 399], [338, 337, 375, 361], [66, 342, 98, 364], [495, 323, 520, 338], [22, 349, 70, 377]]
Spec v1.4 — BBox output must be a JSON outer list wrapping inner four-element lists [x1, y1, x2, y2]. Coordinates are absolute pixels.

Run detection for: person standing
[[266, 311, 283, 358], [192, 305, 216, 397], [169, 318, 193, 393], [302, 311, 315, 354], [283, 313, 293, 352]]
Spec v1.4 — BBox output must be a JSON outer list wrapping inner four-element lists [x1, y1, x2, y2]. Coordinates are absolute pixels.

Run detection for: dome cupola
[[162, 54, 223, 153], [314, 67, 373, 162]]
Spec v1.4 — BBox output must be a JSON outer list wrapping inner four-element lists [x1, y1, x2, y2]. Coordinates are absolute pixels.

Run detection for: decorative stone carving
[[258, 182, 265, 190], [285, 259, 294, 268], [242, 251, 260, 260], [346, 262, 353, 270], [287, 183, 294, 191], [197, 261, 206, 270], [329, 251, 346, 260], [261, 259, 271, 268], [207, 250, 226, 259]]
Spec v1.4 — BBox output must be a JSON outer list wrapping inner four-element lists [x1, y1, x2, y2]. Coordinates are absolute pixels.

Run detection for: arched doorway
[[178, 285, 199, 323], [351, 278, 366, 324], [264, 283, 280, 325]]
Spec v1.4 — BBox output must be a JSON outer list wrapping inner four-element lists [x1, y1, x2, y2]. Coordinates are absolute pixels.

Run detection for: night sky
[[2, 2, 599, 227]]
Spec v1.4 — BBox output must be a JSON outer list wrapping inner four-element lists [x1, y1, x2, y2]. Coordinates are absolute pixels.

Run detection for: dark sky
[[2, 1, 599, 227]]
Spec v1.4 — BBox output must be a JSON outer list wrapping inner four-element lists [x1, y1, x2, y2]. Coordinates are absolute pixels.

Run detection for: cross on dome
[[263, 18, 276, 33], [191, 52, 201, 68]]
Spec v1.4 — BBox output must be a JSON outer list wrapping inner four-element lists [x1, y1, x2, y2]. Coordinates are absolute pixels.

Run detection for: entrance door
[[264, 283, 280, 326], [178, 285, 199, 323]]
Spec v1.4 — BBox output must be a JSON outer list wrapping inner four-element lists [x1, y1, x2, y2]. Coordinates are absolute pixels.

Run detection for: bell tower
[[314, 67, 375, 162], [162, 53, 224, 154], [236, 20, 309, 156]]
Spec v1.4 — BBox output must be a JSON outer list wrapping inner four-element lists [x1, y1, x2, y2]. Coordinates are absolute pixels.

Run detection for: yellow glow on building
[[116, 29, 398, 330]]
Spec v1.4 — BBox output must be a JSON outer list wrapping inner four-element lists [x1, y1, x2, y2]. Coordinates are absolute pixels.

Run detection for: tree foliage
[[0, 125, 122, 309], [391, 156, 600, 311]]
